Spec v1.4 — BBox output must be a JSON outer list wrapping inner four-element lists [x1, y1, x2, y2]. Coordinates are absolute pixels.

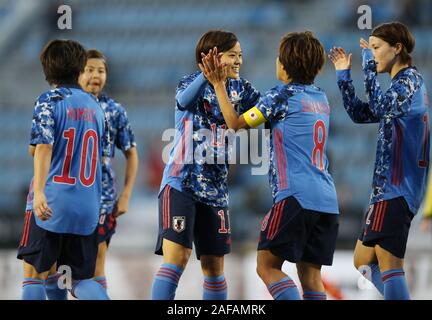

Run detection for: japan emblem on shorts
[[173, 216, 186, 233]]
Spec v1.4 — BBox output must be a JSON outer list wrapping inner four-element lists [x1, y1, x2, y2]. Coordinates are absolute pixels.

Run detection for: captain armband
[[243, 106, 266, 128]]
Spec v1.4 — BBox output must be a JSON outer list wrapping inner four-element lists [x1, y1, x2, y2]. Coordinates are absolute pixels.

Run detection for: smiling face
[[220, 42, 242, 79], [369, 36, 402, 74], [78, 58, 107, 96]]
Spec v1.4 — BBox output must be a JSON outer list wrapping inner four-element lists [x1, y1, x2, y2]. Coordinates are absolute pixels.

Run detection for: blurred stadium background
[[0, 0, 432, 299]]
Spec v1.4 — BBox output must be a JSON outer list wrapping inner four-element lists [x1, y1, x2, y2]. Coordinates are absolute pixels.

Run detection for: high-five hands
[[198, 47, 228, 86], [359, 38, 370, 49], [329, 38, 370, 70], [328, 47, 352, 70]]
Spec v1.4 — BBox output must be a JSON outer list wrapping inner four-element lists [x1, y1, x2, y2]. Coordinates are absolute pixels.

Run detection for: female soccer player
[[329, 21, 429, 300], [18, 40, 110, 300], [78, 49, 139, 298], [201, 31, 339, 300], [43, 49, 139, 300], [151, 30, 260, 300]]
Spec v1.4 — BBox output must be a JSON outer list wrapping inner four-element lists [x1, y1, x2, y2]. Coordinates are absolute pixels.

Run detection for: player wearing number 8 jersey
[[329, 22, 429, 300], [202, 31, 339, 300], [17, 40, 110, 300]]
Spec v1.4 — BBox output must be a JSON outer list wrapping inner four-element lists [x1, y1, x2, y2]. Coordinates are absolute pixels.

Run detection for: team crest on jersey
[[173, 216, 186, 233], [229, 90, 241, 104]]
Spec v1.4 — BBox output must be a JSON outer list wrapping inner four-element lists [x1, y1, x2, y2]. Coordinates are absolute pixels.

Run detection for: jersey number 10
[[53, 128, 98, 187]]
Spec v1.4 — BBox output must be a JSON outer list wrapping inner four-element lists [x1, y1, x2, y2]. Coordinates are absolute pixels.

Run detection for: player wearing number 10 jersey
[[202, 31, 339, 300], [17, 40, 110, 300]]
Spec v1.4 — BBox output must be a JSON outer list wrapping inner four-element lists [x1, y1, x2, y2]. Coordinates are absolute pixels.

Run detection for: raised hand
[[199, 47, 228, 86], [328, 47, 352, 71], [359, 38, 369, 49]]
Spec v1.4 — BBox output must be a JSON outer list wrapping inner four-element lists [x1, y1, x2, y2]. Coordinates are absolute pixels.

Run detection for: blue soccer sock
[[93, 276, 108, 292], [45, 273, 68, 300], [382, 269, 410, 300], [303, 291, 327, 300], [367, 264, 384, 295], [267, 276, 301, 300], [151, 263, 184, 300], [71, 279, 110, 300], [203, 275, 227, 300], [22, 278, 46, 300]]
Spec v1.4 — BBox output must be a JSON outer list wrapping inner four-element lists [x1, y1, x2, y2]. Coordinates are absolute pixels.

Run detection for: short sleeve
[[255, 86, 289, 122], [114, 107, 137, 152], [102, 112, 112, 157], [30, 97, 55, 145]]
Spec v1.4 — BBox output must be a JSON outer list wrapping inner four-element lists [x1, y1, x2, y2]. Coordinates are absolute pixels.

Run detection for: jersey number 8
[[312, 120, 326, 171]]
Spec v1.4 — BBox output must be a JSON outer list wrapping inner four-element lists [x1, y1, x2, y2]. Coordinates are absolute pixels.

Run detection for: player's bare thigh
[[23, 261, 51, 280], [353, 239, 377, 270], [162, 238, 192, 269], [375, 245, 404, 272]]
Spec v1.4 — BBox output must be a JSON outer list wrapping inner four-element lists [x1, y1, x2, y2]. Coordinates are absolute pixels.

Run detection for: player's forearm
[[213, 82, 242, 131], [121, 147, 138, 198], [361, 48, 388, 118], [176, 73, 208, 110], [33, 144, 52, 193], [336, 69, 362, 113], [336, 70, 379, 124]]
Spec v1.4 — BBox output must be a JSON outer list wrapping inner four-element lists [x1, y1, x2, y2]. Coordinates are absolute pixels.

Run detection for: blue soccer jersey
[[160, 71, 260, 207], [248, 83, 339, 214], [98, 93, 137, 214], [336, 48, 429, 214], [26, 85, 110, 235]]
